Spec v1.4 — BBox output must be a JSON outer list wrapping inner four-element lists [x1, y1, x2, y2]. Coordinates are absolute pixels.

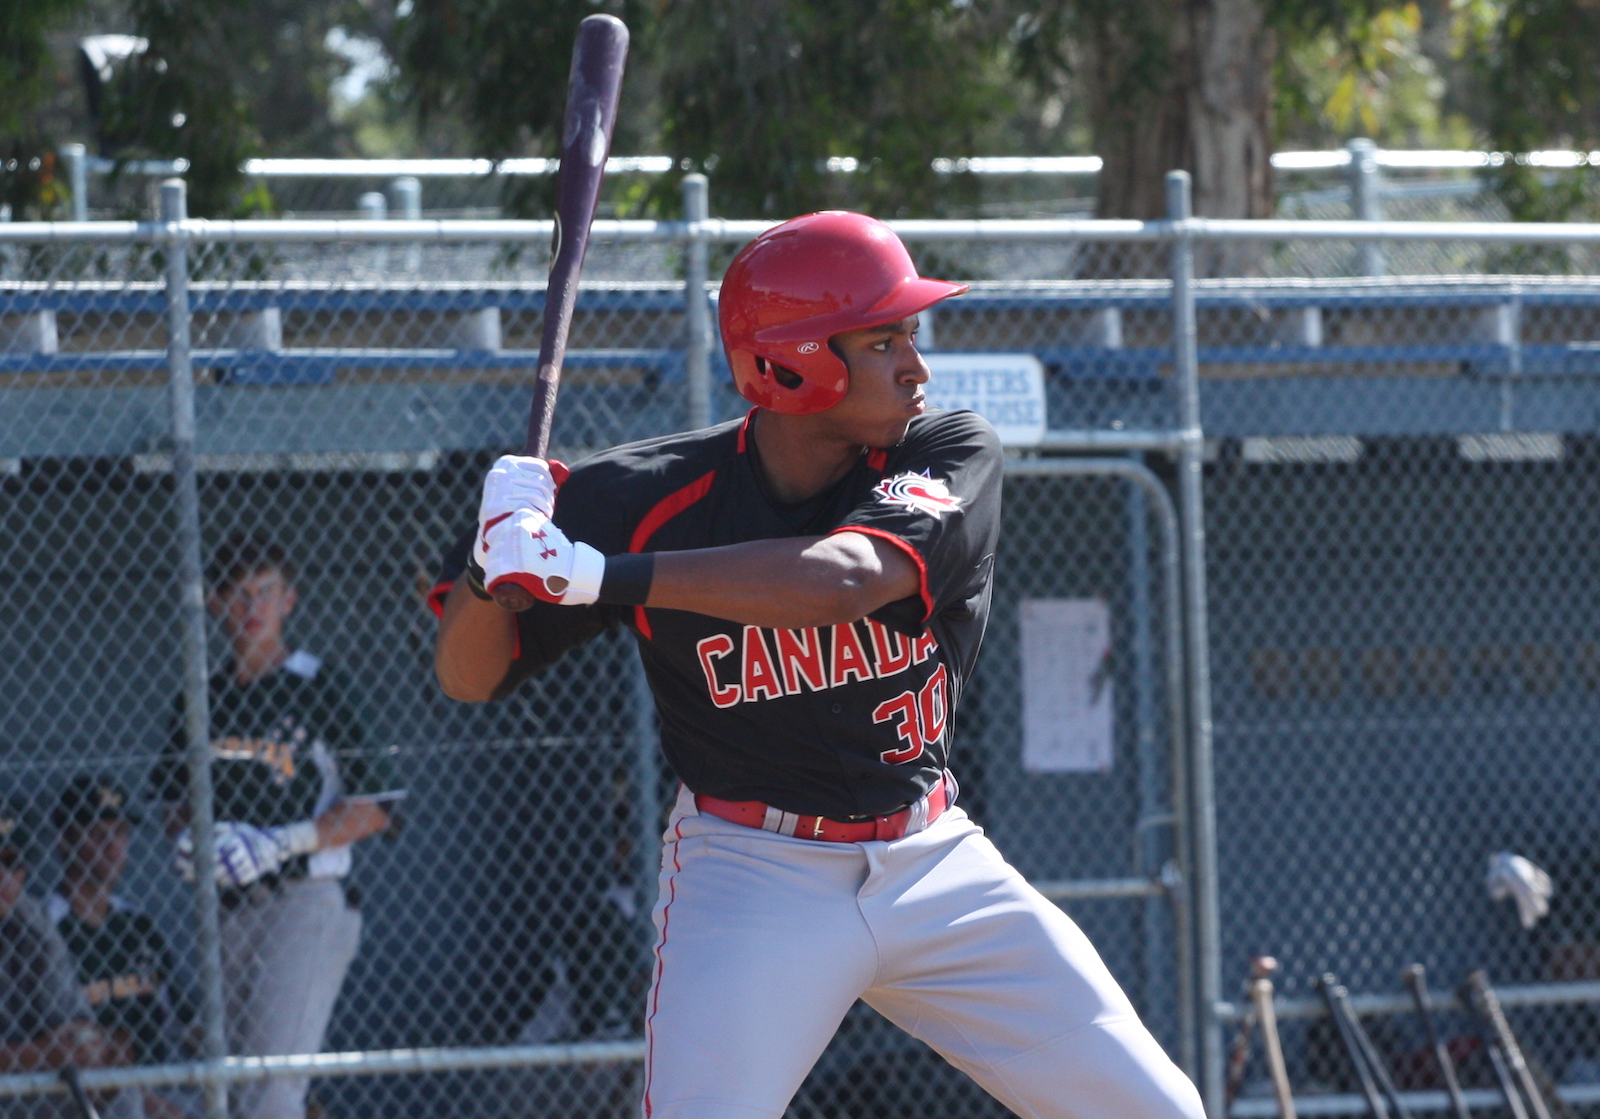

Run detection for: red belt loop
[[695, 773, 952, 844]]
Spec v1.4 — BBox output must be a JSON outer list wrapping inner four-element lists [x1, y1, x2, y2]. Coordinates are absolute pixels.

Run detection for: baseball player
[[432, 211, 1203, 1119], [0, 807, 133, 1119], [49, 776, 189, 1119], [151, 536, 399, 1119]]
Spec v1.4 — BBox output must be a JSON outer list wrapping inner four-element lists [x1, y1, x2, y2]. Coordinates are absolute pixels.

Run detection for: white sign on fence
[[923, 353, 1047, 447], [1020, 597, 1114, 773]]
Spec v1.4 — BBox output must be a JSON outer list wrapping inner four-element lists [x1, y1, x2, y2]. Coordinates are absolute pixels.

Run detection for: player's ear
[[283, 585, 298, 615], [206, 591, 224, 618]]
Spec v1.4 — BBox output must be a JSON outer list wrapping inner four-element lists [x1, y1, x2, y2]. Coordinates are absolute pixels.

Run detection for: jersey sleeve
[[829, 410, 1003, 635]]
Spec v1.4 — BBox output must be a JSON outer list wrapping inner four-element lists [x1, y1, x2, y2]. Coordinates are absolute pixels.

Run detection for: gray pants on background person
[[222, 879, 361, 1119]]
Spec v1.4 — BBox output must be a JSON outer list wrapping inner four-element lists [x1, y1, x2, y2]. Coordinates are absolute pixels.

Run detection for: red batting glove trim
[[426, 581, 453, 619]]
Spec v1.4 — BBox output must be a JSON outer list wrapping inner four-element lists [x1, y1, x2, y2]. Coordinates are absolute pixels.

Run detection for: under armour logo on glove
[[482, 511, 606, 607]]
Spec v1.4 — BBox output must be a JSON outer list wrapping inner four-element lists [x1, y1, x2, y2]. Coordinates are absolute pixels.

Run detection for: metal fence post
[[162, 179, 230, 1119], [1165, 170, 1223, 1117], [60, 143, 88, 221], [359, 191, 388, 274], [390, 176, 422, 272], [1347, 139, 1385, 276], [681, 174, 713, 431]]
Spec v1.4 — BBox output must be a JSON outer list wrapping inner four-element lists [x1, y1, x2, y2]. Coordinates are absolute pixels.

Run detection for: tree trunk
[[1085, 0, 1274, 225]]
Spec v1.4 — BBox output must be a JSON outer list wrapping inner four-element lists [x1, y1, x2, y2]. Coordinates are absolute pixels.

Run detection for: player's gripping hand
[[174, 820, 319, 889], [474, 454, 603, 607]]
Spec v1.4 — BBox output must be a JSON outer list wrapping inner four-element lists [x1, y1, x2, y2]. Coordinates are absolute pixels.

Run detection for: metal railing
[[9, 183, 1600, 1118]]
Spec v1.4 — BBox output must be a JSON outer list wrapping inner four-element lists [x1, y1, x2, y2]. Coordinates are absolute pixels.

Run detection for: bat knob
[[1403, 963, 1426, 986], [493, 585, 536, 613], [1251, 955, 1280, 979]]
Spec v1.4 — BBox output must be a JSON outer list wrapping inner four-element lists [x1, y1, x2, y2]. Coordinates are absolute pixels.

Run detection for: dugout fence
[[6, 173, 1600, 1119]]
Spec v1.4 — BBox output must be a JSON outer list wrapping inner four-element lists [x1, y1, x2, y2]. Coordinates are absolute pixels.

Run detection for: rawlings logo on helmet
[[796, 341, 821, 354], [873, 472, 963, 518]]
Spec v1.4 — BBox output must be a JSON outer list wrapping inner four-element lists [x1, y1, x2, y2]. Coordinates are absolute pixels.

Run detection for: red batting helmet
[[718, 211, 969, 415]]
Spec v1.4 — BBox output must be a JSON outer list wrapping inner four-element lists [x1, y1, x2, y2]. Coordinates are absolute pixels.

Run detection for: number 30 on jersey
[[873, 663, 948, 765]]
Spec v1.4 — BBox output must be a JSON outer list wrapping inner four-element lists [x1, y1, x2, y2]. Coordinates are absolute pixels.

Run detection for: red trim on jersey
[[736, 408, 757, 453], [642, 816, 686, 1118], [866, 447, 888, 472], [828, 526, 934, 623], [426, 581, 452, 620], [629, 470, 718, 639]]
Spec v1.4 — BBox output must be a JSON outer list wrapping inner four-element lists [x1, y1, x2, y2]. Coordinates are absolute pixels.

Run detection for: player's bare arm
[[435, 530, 918, 701]]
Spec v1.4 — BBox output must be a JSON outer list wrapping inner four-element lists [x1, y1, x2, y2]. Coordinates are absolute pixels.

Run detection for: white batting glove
[[474, 456, 560, 573], [174, 821, 319, 889], [1487, 851, 1553, 929], [475, 455, 603, 606], [482, 513, 605, 606]]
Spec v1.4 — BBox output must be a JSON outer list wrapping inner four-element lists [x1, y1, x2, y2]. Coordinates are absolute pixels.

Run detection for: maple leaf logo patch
[[873, 471, 964, 518]]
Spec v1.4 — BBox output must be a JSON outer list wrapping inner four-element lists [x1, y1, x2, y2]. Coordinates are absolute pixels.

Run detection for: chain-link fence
[[0, 183, 1196, 1119], [9, 174, 1600, 1119]]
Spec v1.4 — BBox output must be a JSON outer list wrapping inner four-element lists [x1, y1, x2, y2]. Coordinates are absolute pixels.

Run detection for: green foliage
[[0, 0, 88, 217], [1274, 3, 1474, 148], [1469, 0, 1600, 221], [654, 0, 1013, 218], [0, 0, 87, 133], [395, 0, 653, 215]]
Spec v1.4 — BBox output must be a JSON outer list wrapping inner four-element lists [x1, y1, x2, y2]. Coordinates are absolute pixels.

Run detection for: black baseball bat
[[1460, 971, 1531, 1119], [1463, 971, 1568, 1119], [1316, 974, 1389, 1119], [61, 1066, 101, 1119], [1337, 987, 1414, 1119], [1401, 964, 1471, 1119], [492, 13, 629, 613]]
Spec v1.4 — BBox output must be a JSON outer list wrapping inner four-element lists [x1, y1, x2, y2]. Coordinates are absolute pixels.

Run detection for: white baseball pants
[[221, 878, 362, 1119], [641, 788, 1204, 1119]]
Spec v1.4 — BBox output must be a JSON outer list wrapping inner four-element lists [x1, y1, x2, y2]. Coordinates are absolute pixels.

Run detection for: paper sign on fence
[[1020, 598, 1114, 773]]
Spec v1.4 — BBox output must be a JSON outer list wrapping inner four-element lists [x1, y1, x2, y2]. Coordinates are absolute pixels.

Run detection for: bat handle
[[491, 585, 536, 613]]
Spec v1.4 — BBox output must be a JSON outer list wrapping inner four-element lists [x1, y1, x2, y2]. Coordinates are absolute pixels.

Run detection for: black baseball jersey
[[153, 652, 395, 874], [436, 408, 1002, 821], [47, 894, 182, 1064]]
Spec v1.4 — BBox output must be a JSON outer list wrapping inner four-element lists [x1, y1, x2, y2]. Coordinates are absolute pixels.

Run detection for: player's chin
[[869, 417, 916, 449]]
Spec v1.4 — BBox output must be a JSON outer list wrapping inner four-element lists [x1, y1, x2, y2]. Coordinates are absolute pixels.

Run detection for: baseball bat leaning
[[1225, 956, 1273, 1108], [1401, 964, 1471, 1119], [1315, 973, 1394, 1119], [60, 1066, 101, 1119], [1463, 970, 1571, 1119], [492, 13, 630, 614], [1250, 963, 1298, 1119]]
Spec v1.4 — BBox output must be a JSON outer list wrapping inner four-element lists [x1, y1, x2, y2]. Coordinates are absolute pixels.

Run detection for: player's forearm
[[645, 532, 919, 628], [434, 581, 519, 702], [313, 800, 390, 848]]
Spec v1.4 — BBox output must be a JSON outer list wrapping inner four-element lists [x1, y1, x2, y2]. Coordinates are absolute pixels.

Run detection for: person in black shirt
[[432, 212, 1203, 1119], [49, 778, 187, 1119], [0, 806, 131, 1119], [153, 537, 399, 1119]]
